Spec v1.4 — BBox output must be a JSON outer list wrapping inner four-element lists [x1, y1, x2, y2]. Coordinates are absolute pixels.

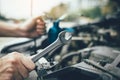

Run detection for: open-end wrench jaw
[[32, 31, 72, 63], [58, 31, 72, 44]]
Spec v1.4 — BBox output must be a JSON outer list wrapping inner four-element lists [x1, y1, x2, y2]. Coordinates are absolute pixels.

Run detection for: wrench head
[[58, 31, 72, 44]]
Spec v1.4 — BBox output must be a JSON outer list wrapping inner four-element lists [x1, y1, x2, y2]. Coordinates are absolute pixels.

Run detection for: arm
[[0, 21, 19, 37], [0, 16, 46, 38]]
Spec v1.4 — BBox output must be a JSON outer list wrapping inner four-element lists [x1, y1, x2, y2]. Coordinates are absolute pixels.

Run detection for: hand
[[0, 52, 35, 80], [18, 16, 46, 38]]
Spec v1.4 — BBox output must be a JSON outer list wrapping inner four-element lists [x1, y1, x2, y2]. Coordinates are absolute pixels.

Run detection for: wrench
[[32, 31, 72, 63]]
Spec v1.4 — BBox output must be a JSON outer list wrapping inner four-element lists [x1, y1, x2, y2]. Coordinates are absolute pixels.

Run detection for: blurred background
[[0, 0, 120, 48], [0, 0, 119, 21], [0, 0, 120, 80]]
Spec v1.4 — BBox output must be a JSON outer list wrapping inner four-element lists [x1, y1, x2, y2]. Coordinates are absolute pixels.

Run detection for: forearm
[[0, 16, 45, 38], [0, 21, 22, 37]]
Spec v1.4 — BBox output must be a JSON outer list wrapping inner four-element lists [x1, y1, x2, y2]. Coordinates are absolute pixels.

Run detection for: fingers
[[0, 52, 35, 80], [0, 73, 13, 80], [36, 18, 45, 25], [21, 16, 46, 38], [21, 56, 35, 71], [17, 61, 29, 78], [13, 70, 23, 80], [13, 52, 35, 79], [10, 52, 31, 79], [36, 26, 46, 34], [36, 17, 46, 34], [35, 16, 44, 22]]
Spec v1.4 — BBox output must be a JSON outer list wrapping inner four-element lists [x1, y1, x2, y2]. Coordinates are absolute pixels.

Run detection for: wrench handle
[[32, 39, 62, 62], [32, 31, 72, 62]]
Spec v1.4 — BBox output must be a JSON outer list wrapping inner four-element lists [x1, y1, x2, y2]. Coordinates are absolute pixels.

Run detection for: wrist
[[15, 25, 29, 37], [7, 24, 25, 37]]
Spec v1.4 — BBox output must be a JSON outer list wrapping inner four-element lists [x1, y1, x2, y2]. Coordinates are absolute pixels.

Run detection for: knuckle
[[8, 52, 21, 64], [7, 67, 15, 73], [29, 65, 35, 71], [8, 57, 17, 64], [11, 52, 20, 56]]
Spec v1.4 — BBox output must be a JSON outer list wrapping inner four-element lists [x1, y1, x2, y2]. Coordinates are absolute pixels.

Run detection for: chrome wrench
[[32, 31, 72, 62]]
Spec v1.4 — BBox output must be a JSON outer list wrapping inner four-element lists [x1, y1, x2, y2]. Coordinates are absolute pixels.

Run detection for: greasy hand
[[19, 16, 46, 38], [0, 52, 35, 80]]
